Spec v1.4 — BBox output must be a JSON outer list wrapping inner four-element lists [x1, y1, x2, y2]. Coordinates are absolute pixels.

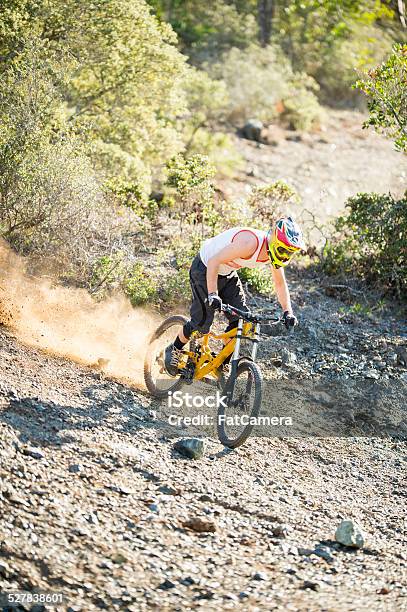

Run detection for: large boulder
[[242, 119, 264, 142]]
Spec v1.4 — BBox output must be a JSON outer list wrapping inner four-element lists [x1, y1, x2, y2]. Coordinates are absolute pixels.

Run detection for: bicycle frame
[[180, 318, 261, 382]]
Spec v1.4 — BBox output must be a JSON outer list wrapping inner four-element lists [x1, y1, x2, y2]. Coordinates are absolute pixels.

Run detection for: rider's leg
[[218, 273, 247, 366], [164, 255, 213, 375], [219, 271, 247, 335]]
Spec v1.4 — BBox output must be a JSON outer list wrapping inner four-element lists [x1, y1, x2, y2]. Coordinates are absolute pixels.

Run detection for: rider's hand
[[208, 292, 223, 311], [283, 310, 298, 329]]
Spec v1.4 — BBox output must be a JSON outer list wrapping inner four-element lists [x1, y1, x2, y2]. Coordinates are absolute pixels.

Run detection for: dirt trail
[[0, 268, 406, 611], [222, 109, 406, 234]]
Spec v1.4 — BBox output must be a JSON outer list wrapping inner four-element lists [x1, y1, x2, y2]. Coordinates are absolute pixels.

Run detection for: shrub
[[165, 153, 218, 232], [356, 43, 407, 151], [317, 24, 395, 105], [282, 75, 323, 131], [245, 181, 301, 228], [123, 263, 158, 306], [0, 0, 189, 196], [208, 44, 322, 129], [187, 130, 243, 178], [0, 41, 140, 285], [238, 267, 274, 296], [323, 192, 407, 299], [159, 268, 191, 306]]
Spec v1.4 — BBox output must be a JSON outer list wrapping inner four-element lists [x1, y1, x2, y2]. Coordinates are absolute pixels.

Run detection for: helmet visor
[[267, 236, 299, 268]]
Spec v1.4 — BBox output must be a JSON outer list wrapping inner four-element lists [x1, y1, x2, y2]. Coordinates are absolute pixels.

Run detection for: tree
[[356, 43, 407, 151], [257, 0, 275, 46], [0, 0, 189, 195]]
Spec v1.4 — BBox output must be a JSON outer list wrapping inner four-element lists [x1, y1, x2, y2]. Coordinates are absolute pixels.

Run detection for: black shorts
[[183, 254, 246, 338]]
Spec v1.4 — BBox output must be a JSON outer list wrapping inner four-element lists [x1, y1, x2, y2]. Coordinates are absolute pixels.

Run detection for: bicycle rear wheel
[[144, 315, 188, 399], [217, 359, 262, 448]]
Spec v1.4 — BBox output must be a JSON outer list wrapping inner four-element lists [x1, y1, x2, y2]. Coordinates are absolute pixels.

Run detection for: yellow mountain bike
[[144, 304, 282, 448]]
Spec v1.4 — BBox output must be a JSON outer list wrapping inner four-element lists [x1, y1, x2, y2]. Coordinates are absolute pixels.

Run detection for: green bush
[[356, 43, 407, 152], [159, 268, 191, 306], [0, 40, 139, 285], [245, 181, 301, 228], [208, 44, 322, 129], [238, 267, 274, 296], [282, 76, 323, 131], [0, 0, 189, 196], [317, 23, 395, 105], [323, 192, 407, 299], [123, 263, 158, 306], [165, 153, 218, 232]]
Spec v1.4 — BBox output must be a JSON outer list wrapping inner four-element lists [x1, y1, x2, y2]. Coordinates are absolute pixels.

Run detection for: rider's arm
[[206, 232, 258, 294], [271, 267, 293, 314]]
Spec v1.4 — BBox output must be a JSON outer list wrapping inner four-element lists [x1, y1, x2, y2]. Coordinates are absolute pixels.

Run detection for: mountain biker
[[164, 216, 305, 376]]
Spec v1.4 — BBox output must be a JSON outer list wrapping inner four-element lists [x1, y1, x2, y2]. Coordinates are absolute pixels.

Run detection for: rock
[[365, 369, 380, 380], [271, 524, 290, 538], [395, 346, 407, 366], [179, 576, 196, 586], [68, 463, 83, 473], [0, 560, 11, 577], [335, 520, 365, 548], [252, 571, 268, 581], [286, 132, 303, 142], [281, 349, 296, 367], [303, 325, 319, 343], [158, 579, 176, 590], [400, 372, 407, 382], [174, 438, 205, 460], [158, 485, 179, 495], [183, 517, 216, 533], [302, 580, 321, 591], [22, 446, 44, 460], [242, 119, 264, 142], [314, 545, 334, 563]]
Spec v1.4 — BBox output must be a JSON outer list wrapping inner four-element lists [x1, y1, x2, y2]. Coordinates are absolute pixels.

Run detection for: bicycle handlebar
[[221, 303, 282, 324]]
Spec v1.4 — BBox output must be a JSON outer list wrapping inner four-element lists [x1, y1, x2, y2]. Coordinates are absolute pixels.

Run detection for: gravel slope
[[1, 271, 406, 611]]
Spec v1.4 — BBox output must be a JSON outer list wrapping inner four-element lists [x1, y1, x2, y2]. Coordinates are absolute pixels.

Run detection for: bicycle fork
[[226, 319, 260, 400]]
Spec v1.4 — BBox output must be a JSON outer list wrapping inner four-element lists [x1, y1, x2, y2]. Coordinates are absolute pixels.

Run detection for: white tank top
[[200, 227, 269, 276]]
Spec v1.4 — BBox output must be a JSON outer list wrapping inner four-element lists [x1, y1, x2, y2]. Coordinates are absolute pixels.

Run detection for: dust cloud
[[0, 240, 160, 388]]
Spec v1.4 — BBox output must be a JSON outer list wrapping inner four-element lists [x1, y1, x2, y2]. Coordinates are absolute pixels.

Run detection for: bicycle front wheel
[[217, 359, 262, 448]]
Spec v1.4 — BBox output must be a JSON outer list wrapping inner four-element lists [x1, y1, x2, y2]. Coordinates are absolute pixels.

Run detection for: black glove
[[208, 292, 223, 311], [283, 310, 298, 329]]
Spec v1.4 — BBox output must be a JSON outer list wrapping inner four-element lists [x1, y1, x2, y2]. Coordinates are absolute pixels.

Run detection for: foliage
[[188, 130, 243, 177], [123, 263, 158, 306], [275, 0, 395, 75], [0, 40, 141, 286], [159, 268, 191, 305], [356, 43, 407, 151], [0, 0, 188, 195], [149, 0, 257, 58], [246, 181, 301, 228], [165, 153, 218, 232], [238, 266, 274, 296], [281, 75, 323, 130], [104, 177, 159, 221], [208, 44, 323, 127], [323, 192, 407, 299], [317, 23, 396, 103]]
